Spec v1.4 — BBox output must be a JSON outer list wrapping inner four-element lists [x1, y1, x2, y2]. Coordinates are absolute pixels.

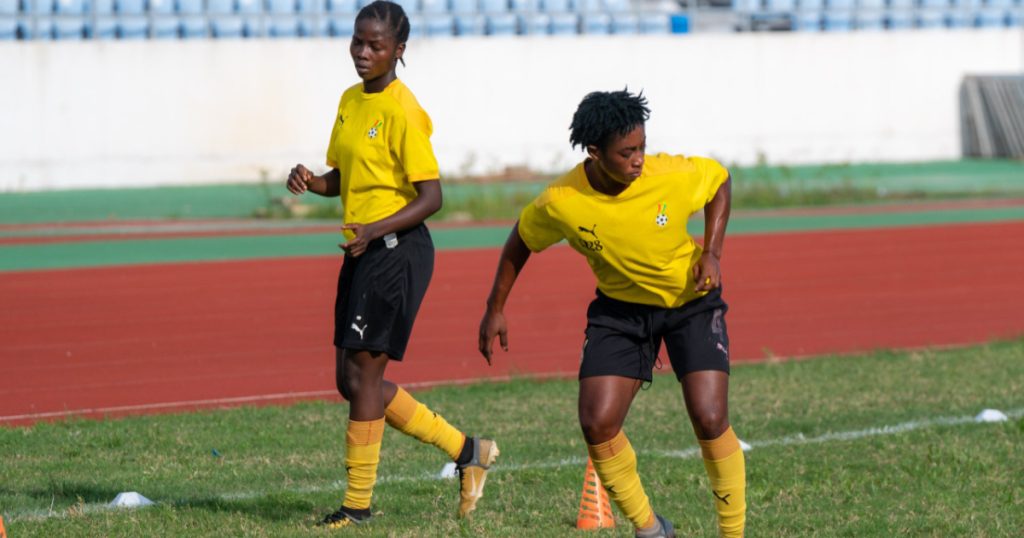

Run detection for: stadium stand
[[4, 0, 1022, 39]]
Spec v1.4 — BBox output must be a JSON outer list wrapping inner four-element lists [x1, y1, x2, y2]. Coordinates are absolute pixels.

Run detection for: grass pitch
[[1, 339, 1022, 537]]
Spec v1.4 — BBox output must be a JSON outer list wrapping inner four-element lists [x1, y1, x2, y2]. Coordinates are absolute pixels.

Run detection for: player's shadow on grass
[[0, 482, 127, 507], [172, 492, 316, 522]]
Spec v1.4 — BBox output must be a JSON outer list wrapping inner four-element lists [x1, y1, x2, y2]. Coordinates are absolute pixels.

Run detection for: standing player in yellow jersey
[[286, 0, 498, 528], [479, 90, 746, 538]]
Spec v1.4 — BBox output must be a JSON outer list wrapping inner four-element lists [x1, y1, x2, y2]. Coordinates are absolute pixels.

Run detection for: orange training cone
[[576, 458, 615, 530], [0, 514, 7, 538]]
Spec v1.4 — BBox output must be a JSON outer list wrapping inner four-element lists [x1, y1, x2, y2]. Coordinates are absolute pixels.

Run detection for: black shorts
[[579, 288, 731, 382], [333, 223, 433, 360]]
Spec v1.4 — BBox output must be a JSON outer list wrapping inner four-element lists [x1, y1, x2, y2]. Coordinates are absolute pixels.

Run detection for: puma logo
[[717, 342, 729, 358], [577, 224, 598, 238], [713, 490, 731, 505], [351, 322, 367, 339]]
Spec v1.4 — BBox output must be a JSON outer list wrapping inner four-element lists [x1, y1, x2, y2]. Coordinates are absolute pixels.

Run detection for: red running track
[[2, 221, 1023, 425]]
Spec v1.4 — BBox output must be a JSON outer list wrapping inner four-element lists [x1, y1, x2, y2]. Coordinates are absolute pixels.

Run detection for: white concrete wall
[[1, 29, 1021, 191]]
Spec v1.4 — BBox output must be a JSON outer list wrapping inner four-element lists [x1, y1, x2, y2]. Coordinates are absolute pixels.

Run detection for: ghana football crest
[[368, 119, 383, 139], [655, 203, 668, 227]]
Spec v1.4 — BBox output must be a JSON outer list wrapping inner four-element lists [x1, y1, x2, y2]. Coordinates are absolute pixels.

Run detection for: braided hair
[[356, 0, 411, 65], [569, 89, 650, 151]]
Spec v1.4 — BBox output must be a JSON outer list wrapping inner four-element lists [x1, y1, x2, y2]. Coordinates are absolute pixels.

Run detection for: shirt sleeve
[[388, 110, 440, 183], [688, 156, 730, 210], [517, 194, 565, 252], [325, 94, 344, 168]]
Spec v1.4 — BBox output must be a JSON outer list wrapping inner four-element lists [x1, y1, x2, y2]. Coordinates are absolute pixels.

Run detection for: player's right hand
[[478, 310, 509, 365], [286, 164, 313, 195]]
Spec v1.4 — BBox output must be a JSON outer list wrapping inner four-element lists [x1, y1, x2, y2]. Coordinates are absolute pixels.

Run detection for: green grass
[[2, 339, 1023, 537]]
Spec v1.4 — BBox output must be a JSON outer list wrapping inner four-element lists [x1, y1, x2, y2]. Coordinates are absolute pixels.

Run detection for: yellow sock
[[587, 430, 656, 530], [699, 426, 747, 538], [342, 418, 385, 510], [385, 387, 466, 461]]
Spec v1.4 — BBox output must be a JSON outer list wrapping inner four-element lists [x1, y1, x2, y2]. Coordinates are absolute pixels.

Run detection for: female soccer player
[[286, 1, 498, 528], [478, 90, 746, 538]]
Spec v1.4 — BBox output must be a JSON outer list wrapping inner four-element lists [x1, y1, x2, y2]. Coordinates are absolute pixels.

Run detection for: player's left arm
[[693, 176, 732, 292], [340, 179, 441, 257]]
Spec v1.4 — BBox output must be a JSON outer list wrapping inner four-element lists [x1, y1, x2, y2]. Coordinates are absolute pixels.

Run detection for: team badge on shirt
[[655, 203, 669, 227], [368, 119, 383, 139]]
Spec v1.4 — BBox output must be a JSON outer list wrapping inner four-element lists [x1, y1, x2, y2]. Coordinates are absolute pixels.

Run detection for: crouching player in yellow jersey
[[478, 89, 745, 538], [286, 1, 497, 529]]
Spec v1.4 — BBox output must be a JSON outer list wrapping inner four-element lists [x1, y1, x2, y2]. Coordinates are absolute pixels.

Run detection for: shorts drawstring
[[640, 311, 661, 390]]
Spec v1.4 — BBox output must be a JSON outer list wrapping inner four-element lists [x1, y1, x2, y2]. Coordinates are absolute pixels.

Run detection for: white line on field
[[0, 373, 576, 423], [4, 407, 1021, 522]]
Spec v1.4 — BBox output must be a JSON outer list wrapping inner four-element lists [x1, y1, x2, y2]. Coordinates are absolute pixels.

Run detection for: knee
[[579, 413, 620, 445], [336, 366, 362, 401], [691, 407, 729, 440]]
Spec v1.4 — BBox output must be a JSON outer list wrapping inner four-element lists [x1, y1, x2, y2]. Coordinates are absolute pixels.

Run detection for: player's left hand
[[693, 251, 721, 292], [339, 222, 380, 258]]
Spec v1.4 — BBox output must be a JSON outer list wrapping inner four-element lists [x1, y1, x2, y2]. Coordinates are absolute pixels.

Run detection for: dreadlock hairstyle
[[356, 0, 411, 66], [569, 89, 651, 151]]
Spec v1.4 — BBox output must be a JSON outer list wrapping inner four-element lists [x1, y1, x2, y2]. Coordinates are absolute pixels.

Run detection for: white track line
[[5, 407, 1021, 522], [0, 372, 576, 423]]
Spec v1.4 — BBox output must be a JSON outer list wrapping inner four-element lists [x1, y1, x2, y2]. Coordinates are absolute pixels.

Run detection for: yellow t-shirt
[[325, 79, 440, 237], [518, 153, 729, 309]]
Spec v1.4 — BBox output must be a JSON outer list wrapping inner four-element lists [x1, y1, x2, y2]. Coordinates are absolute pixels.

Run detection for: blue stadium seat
[[822, 9, 852, 28], [118, 15, 148, 36], [540, 0, 569, 12], [54, 0, 84, 13], [328, 14, 354, 34], [53, 17, 85, 37], [0, 17, 16, 39], [610, 12, 637, 32], [454, 12, 483, 33], [116, 0, 143, 13], [918, 0, 947, 7], [0, 0, 16, 13], [179, 14, 206, 35], [391, 0, 417, 14], [669, 12, 688, 33], [27, 0, 54, 15], [604, 0, 628, 12], [486, 11, 515, 32], [887, 0, 912, 7], [732, 0, 760, 11], [297, 15, 327, 34], [1008, 8, 1022, 26], [88, 15, 117, 36], [423, 13, 453, 34], [323, 0, 352, 11], [149, 0, 174, 14], [973, 8, 1005, 25], [638, 12, 669, 32], [207, 0, 234, 14], [268, 0, 295, 12], [825, 0, 851, 8], [211, 15, 245, 35], [509, 0, 537, 10], [574, 0, 602, 12], [450, 0, 476, 11], [549, 10, 576, 32], [794, 10, 821, 29], [151, 16, 180, 36], [420, 0, 445, 13], [237, 0, 261, 14], [885, 9, 912, 27], [855, 10, 884, 27], [857, 0, 883, 7], [269, 15, 300, 35], [945, 9, 970, 25], [177, 0, 202, 14], [517, 11, 548, 33], [915, 9, 943, 25], [480, 0, 507, 11], [408, 13, 423, 36], [798, 0, 823, 9], [766, 0, 796, 11], [982, 0, 1011, 7], [580, 11, 609, 32]]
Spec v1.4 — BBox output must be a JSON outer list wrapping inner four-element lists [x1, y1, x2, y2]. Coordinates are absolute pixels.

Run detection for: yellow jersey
[[518, 153, 729, 308], [325, 79, 440, 238]]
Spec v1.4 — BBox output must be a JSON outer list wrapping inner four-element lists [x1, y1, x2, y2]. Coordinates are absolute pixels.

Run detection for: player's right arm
[[478, 222, 532, 365], [286, 165, 341, 197]]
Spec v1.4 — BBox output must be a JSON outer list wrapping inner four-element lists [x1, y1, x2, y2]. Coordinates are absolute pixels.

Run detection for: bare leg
[[578, 375, 643, 443], [335, 348, 399, 421], [680, 370, 730, 440]]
